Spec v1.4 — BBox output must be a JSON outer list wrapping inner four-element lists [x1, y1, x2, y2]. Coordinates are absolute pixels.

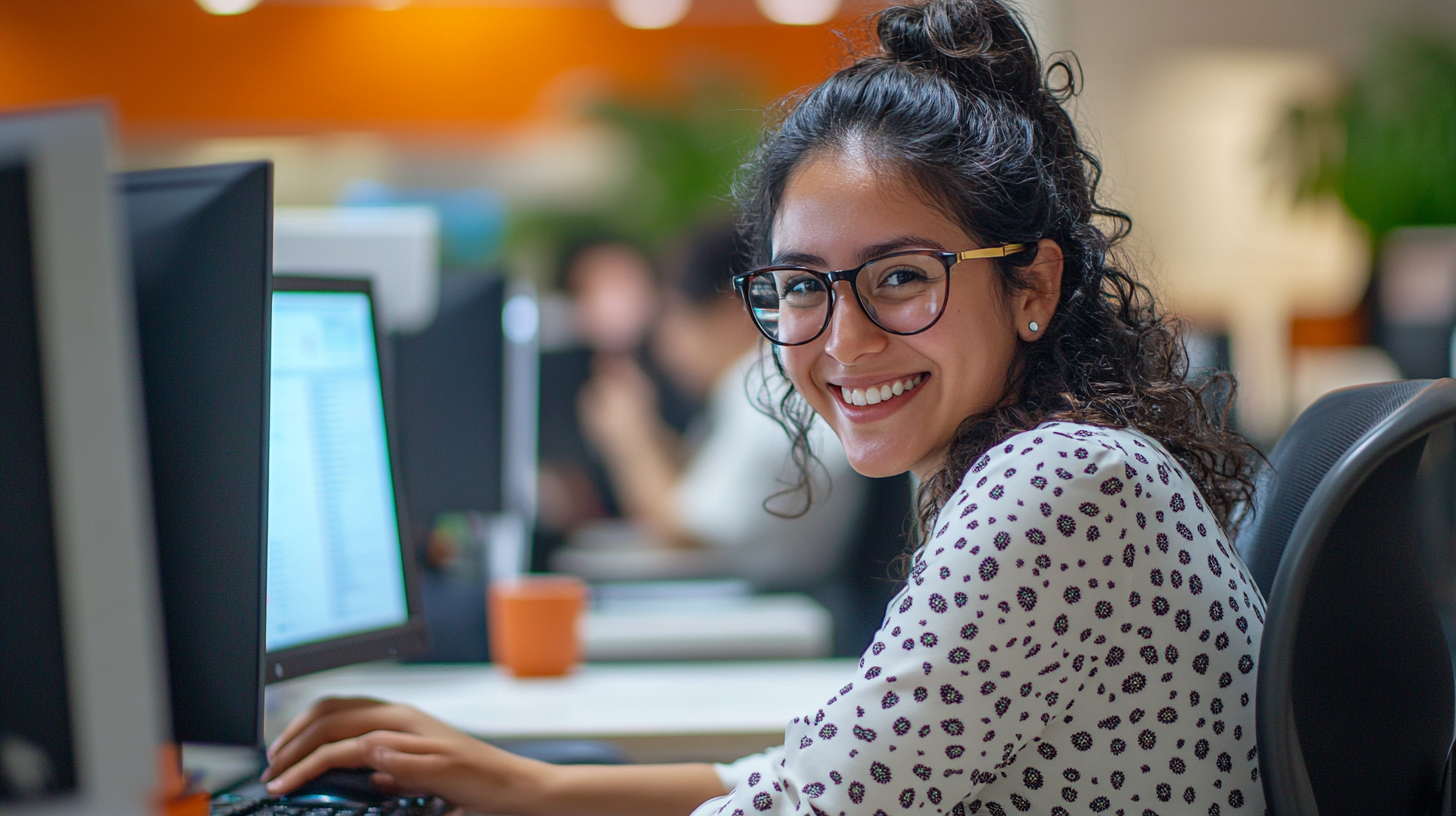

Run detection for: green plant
[[506, 81, 763, 276], [1272, 30, 1456, 239]]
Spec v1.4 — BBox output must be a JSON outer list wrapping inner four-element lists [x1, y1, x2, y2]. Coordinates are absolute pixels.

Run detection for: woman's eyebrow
[[769, 250, 828, 268], [771, 235, 947, 269], [857, 235, 945, 262]]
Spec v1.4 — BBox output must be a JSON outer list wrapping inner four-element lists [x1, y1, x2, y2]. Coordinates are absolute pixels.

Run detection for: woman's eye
[[881, 266, 930, 287], [783, 276, 826, 297]]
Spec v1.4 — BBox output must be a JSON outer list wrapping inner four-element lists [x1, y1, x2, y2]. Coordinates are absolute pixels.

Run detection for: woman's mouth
[[835, 374, 925, 407]]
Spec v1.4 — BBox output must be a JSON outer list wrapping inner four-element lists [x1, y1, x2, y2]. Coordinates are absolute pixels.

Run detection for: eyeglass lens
[[745, 253, 949, 344]]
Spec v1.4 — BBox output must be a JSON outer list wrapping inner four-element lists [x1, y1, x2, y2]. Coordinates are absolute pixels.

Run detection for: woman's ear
[[1016, 238, 1064, 342]]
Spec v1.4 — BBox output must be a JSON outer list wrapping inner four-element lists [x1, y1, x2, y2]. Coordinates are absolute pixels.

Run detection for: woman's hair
[[736, 0, 1257, 540], [662, 219, 749, 308]]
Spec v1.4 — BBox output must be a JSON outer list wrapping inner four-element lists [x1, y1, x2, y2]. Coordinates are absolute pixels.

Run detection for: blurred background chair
[[1254, 378, 1456, 815]]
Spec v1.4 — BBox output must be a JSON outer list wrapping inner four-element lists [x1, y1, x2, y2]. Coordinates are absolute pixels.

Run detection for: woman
[[261, 0, 1266, 813]]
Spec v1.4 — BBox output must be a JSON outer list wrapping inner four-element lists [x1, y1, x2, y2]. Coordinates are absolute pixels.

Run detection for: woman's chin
[[844, 445, 921, 480]]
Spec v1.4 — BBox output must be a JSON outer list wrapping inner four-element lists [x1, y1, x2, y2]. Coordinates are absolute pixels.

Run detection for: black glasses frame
[[732, 244, 1029, 347]]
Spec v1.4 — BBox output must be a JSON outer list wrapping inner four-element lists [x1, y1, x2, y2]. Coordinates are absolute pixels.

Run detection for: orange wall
[[0, 0, 857, 132]]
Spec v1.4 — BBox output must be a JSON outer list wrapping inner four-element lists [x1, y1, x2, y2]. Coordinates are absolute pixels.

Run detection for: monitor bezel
[[265, 275, 429, 683], [0, 105, 168, 816]]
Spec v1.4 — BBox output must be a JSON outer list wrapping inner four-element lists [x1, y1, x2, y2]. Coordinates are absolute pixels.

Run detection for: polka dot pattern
[[696, 423, 1266, 816]]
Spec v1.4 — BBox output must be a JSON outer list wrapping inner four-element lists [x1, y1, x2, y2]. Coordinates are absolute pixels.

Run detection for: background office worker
[[577, 220, 867, 591], [261, 0, 1268, 813]]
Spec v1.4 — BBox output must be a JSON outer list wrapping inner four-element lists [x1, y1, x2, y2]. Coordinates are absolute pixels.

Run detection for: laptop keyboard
[[210, 792, 453, 815]]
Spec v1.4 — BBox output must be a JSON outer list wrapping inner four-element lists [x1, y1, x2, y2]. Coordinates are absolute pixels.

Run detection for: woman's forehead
[[772, 153, 969, 262]]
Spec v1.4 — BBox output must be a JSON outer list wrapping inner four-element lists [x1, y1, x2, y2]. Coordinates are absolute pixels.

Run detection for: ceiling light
[[196, 0, 261, 14], [610, 0, 690, 29], [756, 0, 838, 25]]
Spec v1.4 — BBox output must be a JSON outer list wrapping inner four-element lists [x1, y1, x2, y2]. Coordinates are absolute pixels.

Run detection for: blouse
[[693, 422, 1267, 816]]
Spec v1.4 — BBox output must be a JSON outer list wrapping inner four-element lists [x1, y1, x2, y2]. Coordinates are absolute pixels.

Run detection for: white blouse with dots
[[693, 422, 1267, 816]]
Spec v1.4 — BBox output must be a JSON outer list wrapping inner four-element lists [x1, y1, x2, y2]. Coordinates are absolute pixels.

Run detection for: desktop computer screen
[[389, 274, 507, 663], [391, 274, 506, 539], [124, 162, 271, 747], [266, 276, 426, 681], [0, 106, 167, 816], [0, 158, 76, 804]]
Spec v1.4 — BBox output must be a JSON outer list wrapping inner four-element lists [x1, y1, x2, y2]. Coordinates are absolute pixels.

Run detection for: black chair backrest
[[1259, 378, 1456, 815], [1238, 380, 1436, 597]]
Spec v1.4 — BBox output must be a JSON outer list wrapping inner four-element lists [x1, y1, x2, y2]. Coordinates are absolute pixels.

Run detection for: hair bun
[[876, 0, 1042, 99]]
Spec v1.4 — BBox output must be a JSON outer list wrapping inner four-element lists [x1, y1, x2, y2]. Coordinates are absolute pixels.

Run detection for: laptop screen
[[266, 289, 409, 652]]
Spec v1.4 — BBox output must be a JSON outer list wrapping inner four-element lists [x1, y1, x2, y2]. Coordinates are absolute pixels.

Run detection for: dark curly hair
[[736, 0, 1257, 541]]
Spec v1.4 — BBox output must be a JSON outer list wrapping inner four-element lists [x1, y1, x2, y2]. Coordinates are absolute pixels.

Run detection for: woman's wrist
[[479, 751, 562, 816], [502, 762, 725, 816]]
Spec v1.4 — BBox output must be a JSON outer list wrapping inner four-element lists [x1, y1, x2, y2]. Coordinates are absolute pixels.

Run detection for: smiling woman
[[262, 0, 1270, 813]]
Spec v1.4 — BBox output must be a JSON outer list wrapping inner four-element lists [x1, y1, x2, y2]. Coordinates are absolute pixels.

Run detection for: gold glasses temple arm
[[956, 243, 1029, 261]]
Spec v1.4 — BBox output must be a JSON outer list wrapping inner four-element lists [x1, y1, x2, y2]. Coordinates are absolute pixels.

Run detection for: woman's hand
[[262, 697, 548, 813], [262, 696, 728, 816]]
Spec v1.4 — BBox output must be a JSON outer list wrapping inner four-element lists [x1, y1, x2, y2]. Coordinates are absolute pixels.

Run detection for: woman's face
[[773, 149, 1061, 479]]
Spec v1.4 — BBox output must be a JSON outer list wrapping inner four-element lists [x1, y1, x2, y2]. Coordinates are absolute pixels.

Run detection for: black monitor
[[265, 276, 428, 681], [124, 162, 272, 747], [0, 156, 77, 807], [0, 106, 168, 815], [391, 273, 506, 539], [388, 274, 506, 662]]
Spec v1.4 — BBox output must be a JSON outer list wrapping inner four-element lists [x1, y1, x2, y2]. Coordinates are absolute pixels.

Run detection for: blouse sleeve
[[689, 427, 1148, 816]]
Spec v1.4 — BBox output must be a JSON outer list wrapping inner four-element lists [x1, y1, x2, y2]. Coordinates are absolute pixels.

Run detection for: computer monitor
[[392, 274, 506, 539], [123, 162, 272, 747], [0, 107, 167, 816], [273, 206, 440, 332], [265, 276, 428, 681], [389, 274, 506, 662]]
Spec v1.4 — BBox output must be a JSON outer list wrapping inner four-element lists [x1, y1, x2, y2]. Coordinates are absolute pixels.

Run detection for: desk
[[584, 594, 832, 661], [264, 659, 858, 763]]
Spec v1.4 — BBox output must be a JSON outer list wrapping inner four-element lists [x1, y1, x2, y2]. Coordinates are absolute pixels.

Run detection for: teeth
[[840, 376, 924, 407]]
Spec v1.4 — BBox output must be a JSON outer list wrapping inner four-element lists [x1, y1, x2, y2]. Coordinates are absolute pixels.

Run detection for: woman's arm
[[262, 698, 726, 816]]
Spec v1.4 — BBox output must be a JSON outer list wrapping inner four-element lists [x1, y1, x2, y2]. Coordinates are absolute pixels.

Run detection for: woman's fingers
[[263, 733, 378, 794], [264, 702, 450, 781], [267, 697, 382, 760], [362, 737, 455, 791], [267, 731, 452, 795]]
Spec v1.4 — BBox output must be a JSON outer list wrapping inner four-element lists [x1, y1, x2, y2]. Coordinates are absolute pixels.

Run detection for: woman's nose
[[823, 281, 888, 363]]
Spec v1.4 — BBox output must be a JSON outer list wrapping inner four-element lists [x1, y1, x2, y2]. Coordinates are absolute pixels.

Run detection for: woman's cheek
[[780, 349, 826, 411]]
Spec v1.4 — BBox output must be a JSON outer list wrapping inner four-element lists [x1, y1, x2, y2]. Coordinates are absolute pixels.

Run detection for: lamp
[[610, 0, 690, 29], [196, 0, 261, 14], [755, 0, 838, 25]]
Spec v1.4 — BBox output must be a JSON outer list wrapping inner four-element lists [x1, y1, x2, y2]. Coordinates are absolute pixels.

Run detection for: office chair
[[1237, 380, 1443, 597], [1257, 378, 1456, 815]]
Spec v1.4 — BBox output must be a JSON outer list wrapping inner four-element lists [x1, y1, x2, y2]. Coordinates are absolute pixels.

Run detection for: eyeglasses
[[732, 244, 1029, 346]]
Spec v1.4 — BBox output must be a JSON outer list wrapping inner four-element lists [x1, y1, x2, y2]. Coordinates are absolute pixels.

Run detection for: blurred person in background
[[534, 236, 699, 565], [576, 220, 868, 592]]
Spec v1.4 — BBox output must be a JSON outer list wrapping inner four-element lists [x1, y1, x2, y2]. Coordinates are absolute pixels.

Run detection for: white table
[[264, 659, 858, 763], [583, 594, 832, 661]]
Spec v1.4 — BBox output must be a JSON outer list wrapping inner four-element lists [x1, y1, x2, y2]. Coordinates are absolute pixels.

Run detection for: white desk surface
[[583, 594, 832, 661], [264, 660, 858, 762]]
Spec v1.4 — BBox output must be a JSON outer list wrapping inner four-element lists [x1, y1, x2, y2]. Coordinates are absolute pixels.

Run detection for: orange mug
[[487, 575, 588, 677]]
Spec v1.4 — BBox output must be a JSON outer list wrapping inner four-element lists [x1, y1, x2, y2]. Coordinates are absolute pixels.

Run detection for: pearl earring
[[1028, 321, 1040, 333]]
